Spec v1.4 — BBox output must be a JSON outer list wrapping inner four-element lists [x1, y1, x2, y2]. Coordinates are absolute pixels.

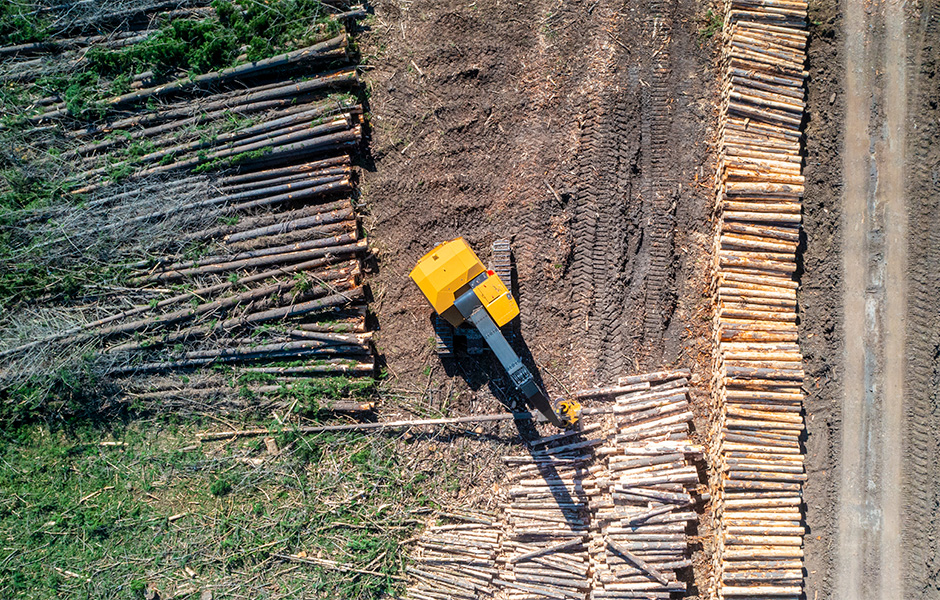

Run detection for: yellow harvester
[[410, 238, 580, 428]]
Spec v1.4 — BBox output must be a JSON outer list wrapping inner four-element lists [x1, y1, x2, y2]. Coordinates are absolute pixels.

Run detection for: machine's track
[[491, 239, 513, 290], [569, 0, 677, 382], [639, 0, 677, 367], [491, 239, 517, 347], [433, 314, 455, 358]]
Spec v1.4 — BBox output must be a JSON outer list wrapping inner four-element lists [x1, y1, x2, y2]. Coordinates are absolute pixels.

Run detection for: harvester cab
[[409, 238, 580, 428]]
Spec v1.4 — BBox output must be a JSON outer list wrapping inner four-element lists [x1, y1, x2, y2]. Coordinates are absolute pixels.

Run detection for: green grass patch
[[0, 422, 436, 598], [698, 8, 723, 43]]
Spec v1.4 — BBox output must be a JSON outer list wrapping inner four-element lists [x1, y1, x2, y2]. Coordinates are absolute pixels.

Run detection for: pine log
[[241, 361, 373, 375], [160, 232, 358, 272], [616, 369, 692, 385], [225, 206, 355, 243], [573, 381, 651, 399], [218, 167, 349, 195], [721, 271, 798, 289], [125, 128, 360, 184], [723, 496, 801, 509], [221, 156, 351, 187], [103, 35, 349, 108], [182, 195, 350, 241], [109, 342, 368, 375], [510, 538, 585, 564], [119, 283, 361, 351], [132, 239, 365, 284]]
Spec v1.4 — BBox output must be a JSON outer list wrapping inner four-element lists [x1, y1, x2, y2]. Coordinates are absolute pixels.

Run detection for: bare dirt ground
[[358, 0, 717, 427], [357, 0, 719, 592], [801, 0, 940, 598]]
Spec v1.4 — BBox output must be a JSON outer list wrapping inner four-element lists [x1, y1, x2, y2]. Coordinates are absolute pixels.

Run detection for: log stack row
[[711, 0, 808, 598], [0, 5, 375, 401], [587, 369, 704, 599], [403, 370, 704, 599], [404, 511, 502, 600], [497, 445, 598, 600]]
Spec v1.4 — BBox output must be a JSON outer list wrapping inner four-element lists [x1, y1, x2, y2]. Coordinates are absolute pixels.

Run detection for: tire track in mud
[[573, 90, 640, 382], [640, 0, 677, 368], [902, 2, 940, 596], [570, 0, 676, 382], [572, 96, 603, 370], [588, 99, 628, 379], [568, 1, 622, 382]]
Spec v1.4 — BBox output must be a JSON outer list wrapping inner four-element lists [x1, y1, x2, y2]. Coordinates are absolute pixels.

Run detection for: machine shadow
[[430, 314, 553, 415], [510, 417, 592, 532], [427, 314, 586, 530]]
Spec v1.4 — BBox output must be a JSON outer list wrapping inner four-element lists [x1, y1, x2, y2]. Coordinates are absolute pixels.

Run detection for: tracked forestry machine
[[410, 238, 580, 428]]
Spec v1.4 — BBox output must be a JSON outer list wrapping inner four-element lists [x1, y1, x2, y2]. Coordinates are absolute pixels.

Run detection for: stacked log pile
[[585, 370, 704, 599], [711, 0, 807, 598], [497, 440, 599, 600], [404, 511, 502, 600], [403, 371, 704, 599], [0, 3, 375, 406]]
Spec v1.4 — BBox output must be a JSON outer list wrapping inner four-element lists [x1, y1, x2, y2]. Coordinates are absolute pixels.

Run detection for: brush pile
[[0, 1, 372, 417], [711, 0, 808, 597]]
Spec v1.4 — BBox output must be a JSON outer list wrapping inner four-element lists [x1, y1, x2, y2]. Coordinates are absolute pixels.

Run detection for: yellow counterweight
[[409, 238, 519, 327]]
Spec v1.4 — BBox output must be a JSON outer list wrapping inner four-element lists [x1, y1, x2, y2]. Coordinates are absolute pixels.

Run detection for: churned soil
[[357, 0, 720, 593], [358, 0, 717, 416]]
